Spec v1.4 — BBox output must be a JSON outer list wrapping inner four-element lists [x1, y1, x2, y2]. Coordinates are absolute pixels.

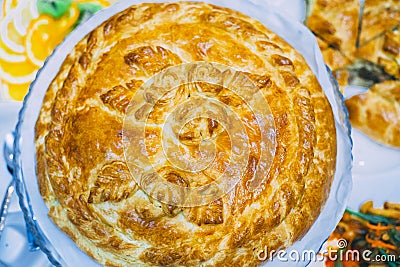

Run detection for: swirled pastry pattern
[[35, 2, 337, 266]]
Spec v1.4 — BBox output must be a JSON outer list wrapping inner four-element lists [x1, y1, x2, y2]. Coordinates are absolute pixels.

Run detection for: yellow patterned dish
[[0, 0, 116, 101]]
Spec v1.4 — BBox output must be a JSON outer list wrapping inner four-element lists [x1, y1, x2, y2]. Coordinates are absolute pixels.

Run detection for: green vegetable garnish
[[75, 2, 103, 27], [345, 208, 395, 225], [37, 0, 72, 19], [378, 248, 398, 267], [387, 228, 400, 247], [333, 261, 343, 267]]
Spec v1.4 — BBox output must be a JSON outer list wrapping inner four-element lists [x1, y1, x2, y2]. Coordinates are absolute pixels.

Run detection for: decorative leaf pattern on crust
[[88, 161, 137, 203]]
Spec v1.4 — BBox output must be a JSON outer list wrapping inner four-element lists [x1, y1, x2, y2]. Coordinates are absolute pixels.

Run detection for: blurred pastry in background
[[335, 59, 395, 89], [356, 27, 400, 79], [305, 0, 400, 148], [305, 0, 359, 91], [345, 80, 400, 148], [316, 36, 351, 72], [305, 0, 360, 59], [358, 0, 400, 45]]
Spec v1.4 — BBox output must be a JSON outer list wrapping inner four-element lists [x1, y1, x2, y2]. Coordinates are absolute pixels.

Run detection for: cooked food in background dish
[[358, 0, 400, 45], [0, 0, 113, 101], [345, 80, 400, 148], [305, 0, 400, 148], [356, 27, 400, 79], [335, 59, 396, 89], [305, 0, 360, 58], [326, 201, 400, 267], [35, 2, 337, 266]]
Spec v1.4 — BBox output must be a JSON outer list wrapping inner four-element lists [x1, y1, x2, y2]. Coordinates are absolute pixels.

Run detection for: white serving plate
[[12, 1, 352, 266]]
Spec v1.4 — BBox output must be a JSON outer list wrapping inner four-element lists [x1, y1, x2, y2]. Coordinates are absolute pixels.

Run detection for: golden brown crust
[[333, 69, 350, 89], [306, 0, 360, 58], [316, 36, 352, 71], [359, 0, 400, 45], [356, 27, 400, 79], [315, 36, 351, 91], [35, 2, 337, 266], [345, 80, 400, 147]]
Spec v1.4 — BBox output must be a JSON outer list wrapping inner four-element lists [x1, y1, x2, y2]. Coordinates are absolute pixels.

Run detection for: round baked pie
[[34, 2, 337, 266]]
